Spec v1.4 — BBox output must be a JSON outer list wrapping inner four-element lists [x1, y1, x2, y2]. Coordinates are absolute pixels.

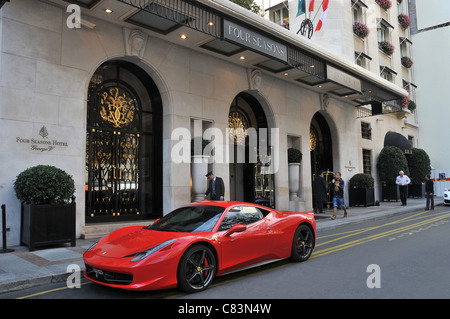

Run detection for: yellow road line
[[312, 212, 450, 258], [316, 210, 449, 246], [17, 281, 91, 299]]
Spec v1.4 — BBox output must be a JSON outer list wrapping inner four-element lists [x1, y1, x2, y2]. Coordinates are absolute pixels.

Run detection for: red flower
[[376, 0, 392, 10]]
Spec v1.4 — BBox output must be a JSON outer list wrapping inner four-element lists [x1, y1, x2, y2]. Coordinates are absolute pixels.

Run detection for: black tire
[[177, 244, 216, 293], [290, 224, 314, 262]]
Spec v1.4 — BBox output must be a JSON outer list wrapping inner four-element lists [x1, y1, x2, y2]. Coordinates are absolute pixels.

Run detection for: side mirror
[[224, 224, 247, 237]]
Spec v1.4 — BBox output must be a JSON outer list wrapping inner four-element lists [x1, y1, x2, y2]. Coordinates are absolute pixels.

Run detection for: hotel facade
[[0, 0, 418, 245]]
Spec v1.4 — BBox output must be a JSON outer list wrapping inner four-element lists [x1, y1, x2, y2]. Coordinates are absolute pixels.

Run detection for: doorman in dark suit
[[204, 171, 225, 201]]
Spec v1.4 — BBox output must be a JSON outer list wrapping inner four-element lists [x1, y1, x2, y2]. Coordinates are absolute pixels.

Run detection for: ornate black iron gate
[[85, 61, 162, 222], [87, 129, 140, 220]]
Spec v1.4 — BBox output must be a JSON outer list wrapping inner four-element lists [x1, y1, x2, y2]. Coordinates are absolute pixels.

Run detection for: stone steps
[[83, 220, 154, 239]]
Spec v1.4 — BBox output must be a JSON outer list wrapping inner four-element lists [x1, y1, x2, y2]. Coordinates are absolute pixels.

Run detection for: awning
[[384, 132, 412, 155], [116, 0, 407, 106]]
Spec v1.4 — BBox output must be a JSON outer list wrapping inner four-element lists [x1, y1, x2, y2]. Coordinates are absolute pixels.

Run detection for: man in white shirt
[[396, 170, 411, 206]]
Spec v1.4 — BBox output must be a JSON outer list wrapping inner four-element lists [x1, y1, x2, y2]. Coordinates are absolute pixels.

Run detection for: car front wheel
[[291, 224, 314, 262], [177, 244, 216, 293]]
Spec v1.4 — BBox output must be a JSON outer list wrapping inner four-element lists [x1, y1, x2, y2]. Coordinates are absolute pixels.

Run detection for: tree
[[406, 148, 431, 185], [377, 146, 409, 186], [229, 0, 264, 16]]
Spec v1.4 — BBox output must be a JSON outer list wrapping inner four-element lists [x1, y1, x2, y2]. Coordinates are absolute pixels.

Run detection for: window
[[399, 37, 412, 58], [361, 122, 372, 139], [268, 2, 289, 28], [362, 149, 372, 175], [352, 0, 368, 24], [218, 206, 268, 231], [408, 135, 414, 147], [355, 52, 372, 69], [377, 23, 389, 42], [377, 18, 394, 43], [380, 66, 396, 82]]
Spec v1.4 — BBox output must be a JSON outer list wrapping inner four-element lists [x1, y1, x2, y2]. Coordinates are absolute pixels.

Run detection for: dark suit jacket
[[425, 179, 434, 194], [205, 177, 225, 200], [313, 175, 327, 202]]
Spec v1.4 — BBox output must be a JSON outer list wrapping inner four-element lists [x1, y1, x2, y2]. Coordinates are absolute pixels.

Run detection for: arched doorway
[[85, 60, 163, 222], [228, 92, 275, 207], [310, 112, 333, 208]]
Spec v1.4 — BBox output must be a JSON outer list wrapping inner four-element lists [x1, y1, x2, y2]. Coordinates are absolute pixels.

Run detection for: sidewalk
[[0, 197, 443, 295]]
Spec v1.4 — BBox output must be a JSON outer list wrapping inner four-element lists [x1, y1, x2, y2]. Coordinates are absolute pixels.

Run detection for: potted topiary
[[376, 146, 409, 201], [349, 173, 375, 207], [288, 148, 302, 200], [14, 165, 76, 251], [407, 148, 431, 198], [191, 137, 211, 201]]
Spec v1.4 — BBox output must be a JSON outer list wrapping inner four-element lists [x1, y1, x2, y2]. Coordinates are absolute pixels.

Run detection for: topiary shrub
[[288, 148, 302, 163], [377, 146, 409, 186], [14, 165, 75, 205], [406, 148, 431, 185], [349, 173, 375, 189], [191, 137, 210, 156]]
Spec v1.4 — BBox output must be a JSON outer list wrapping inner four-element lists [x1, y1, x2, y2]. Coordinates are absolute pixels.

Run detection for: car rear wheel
[[177, 244, 216, 293], [291, 224, 314, 262]]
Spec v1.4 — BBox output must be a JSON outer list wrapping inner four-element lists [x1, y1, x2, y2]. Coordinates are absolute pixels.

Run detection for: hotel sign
[[224, 19, 288, 62], [16, 126, 69, 152]]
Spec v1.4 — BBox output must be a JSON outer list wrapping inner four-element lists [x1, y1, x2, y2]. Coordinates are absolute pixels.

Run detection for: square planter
[[381, 185, 399, 201], [349, 188, 375, 207], [408, 183, 425, 198], [20, 198, 76, 251]]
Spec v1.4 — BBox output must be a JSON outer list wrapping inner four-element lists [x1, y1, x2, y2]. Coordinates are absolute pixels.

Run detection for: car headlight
[[445, 193, 448, 198], [129, 239, 177, 262]]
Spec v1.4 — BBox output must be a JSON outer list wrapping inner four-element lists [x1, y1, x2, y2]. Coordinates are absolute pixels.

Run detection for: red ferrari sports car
[[83, 201, 316, 292]]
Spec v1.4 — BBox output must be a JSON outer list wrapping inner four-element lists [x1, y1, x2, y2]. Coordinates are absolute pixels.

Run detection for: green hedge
[[406, 148, 431, 185], [288, 148, 302, 163], [349, 173, 375, 189], [377, 146, 409, 186], [14, 165, 75, 205]]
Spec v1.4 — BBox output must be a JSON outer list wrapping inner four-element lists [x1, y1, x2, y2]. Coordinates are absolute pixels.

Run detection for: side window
[[218, 206, 264, 231]]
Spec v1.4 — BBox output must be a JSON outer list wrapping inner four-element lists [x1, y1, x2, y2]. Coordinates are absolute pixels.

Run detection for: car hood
[[91, 227, 186, 258]]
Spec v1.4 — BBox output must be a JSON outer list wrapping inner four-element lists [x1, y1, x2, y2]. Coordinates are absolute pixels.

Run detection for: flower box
[[379, 40, 394, 55], [401, 56, 413, 68], [398, 14, 411, 29], [353, 21, 369, 39], [376, 0, 392, 10]]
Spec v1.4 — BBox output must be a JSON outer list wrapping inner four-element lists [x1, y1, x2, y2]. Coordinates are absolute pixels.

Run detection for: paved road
[[3, 206, 450, 300]]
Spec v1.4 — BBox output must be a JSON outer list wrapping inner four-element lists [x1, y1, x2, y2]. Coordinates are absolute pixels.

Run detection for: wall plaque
[[16, 126, 69, 152]]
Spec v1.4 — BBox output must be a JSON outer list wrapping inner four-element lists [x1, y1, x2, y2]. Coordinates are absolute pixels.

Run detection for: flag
[[315, 0, 330, 31], [296, 0, 306, 17], [309, 0, 315, 12]]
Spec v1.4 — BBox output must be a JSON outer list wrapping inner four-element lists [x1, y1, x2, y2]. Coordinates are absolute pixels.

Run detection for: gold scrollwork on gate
[[99, 87, 136, 128]]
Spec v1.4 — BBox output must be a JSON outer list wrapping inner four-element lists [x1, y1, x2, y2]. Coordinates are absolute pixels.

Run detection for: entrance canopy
[[61, 0, 407, 111], [384, 131, 412, 155]]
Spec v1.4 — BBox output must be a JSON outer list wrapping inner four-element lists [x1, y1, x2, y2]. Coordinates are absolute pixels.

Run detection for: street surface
[[2, 206, 450, 300]]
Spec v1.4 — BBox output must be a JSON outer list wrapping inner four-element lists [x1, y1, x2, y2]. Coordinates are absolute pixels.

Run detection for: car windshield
[[145, 205, 225, 233]]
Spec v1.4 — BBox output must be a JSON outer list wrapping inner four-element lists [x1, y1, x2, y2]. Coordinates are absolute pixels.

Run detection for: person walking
[[331, 172, 348, 220], [313, 170, 327, 214], [425, 174, 434, 210], [204, 171, 225, 201], [396, 170, 411, 206]]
